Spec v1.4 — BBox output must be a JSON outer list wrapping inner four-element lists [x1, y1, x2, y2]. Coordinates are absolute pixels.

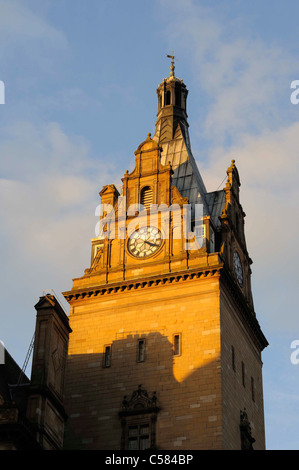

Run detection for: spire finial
[[166, 51, 177, 77]]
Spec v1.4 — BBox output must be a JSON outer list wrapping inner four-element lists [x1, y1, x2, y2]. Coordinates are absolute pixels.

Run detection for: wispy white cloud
[[0, 0, 67, 46], [201, 122, 299, 329], [156, 0, 299, 335], [157, 0, 296, 143], [0, 117, 122, 367], [0, 0, 69, 88], [0, 120, 119, 274]]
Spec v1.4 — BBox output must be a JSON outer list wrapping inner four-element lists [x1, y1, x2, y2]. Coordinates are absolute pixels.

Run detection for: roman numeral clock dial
[[128, 226, 162, 258]]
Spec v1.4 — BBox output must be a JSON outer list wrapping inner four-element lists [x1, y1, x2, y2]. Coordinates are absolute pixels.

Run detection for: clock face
[[233, 250, 243, 286], [128, 226, 162, 258]]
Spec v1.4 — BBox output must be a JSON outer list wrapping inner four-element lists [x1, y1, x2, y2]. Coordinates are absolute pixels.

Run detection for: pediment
[[134, 133, 160, 155], [34, 295, 55, 310], [99, 184, 120, 197]]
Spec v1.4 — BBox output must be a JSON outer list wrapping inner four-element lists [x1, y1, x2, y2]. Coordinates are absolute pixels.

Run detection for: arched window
[[165, 90, 171, 105], [159, 94, 162, 109], [175, 89, 181, 107], [141, 186, 153, 210]]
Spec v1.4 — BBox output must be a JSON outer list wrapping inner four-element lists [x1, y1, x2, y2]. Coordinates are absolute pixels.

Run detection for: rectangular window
[[241, 361, 245, 387], [137, 339, 146, 362], [231, 346, 236, 372], [128, 425, 138, 450], [173, 334, 181, 356], [103, 345, 111, 368], [128, 423, 150, 450], [251, 376, 255, 402]]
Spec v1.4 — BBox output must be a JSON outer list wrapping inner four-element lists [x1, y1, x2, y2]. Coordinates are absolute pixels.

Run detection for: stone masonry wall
[[64, 274, 223, 450]]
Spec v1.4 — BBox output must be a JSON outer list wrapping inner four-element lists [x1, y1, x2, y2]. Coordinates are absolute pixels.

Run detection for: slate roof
[[206, 189, 226, 228], [156, 120, 225, 222]]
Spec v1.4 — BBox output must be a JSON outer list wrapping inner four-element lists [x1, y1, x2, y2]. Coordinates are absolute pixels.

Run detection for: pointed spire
[[153, 63, 209, 217]]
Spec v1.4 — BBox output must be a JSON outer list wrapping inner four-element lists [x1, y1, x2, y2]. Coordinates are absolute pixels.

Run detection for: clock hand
[[144, 240, 159, 247]]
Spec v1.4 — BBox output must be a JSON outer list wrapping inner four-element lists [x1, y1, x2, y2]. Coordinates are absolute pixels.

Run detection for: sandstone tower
[[62, 62, 268, 450]]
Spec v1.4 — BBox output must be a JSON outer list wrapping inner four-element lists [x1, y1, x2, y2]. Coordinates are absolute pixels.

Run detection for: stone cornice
[[62, 265, 222, 302], [63, 261, 268, 353]]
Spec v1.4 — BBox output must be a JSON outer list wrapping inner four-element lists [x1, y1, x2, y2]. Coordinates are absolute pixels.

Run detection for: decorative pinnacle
[[167, 51, 176, 77], [227, 159, 236, 173]]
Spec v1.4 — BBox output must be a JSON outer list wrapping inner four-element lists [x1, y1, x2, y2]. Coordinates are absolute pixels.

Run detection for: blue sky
[[0, 0, 298, 450]]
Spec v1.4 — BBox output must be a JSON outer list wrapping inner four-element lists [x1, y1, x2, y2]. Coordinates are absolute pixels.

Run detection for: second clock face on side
[[233, 250, 243, 286], [128, 226, 162, 258]]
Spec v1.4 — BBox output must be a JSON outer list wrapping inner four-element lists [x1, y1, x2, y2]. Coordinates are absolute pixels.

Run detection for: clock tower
[[62, 63, 268, 450]]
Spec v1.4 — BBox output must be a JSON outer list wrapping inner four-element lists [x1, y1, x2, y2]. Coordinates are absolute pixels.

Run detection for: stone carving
[[120, 385, 158, 414], [240, 408, 255, 450]]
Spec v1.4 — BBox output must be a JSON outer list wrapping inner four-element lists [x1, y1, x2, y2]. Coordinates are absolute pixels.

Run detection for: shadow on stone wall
[[63, 331, 229, 450]]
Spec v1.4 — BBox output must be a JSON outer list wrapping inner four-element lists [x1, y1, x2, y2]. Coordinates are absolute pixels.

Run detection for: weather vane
[[166, 51, 177, 77]]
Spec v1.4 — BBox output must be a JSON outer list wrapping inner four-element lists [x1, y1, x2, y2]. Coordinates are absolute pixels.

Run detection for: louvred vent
[[141, 186, 153, 210]]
